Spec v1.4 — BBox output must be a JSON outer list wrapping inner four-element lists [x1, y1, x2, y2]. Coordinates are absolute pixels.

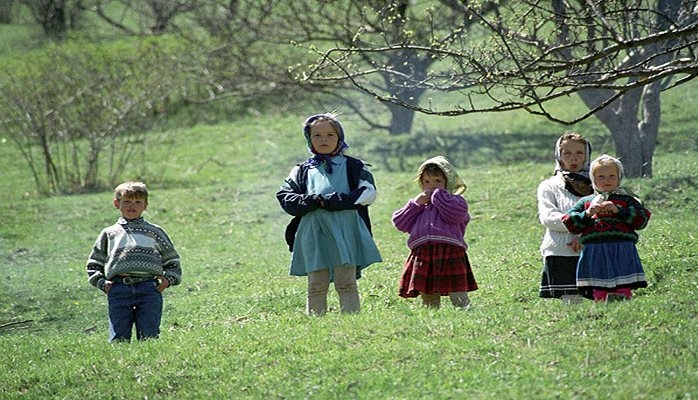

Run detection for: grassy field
[[1, 100, 697, 399]]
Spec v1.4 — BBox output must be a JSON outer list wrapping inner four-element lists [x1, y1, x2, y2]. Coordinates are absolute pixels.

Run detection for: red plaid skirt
[[399, 242, 478, 298]]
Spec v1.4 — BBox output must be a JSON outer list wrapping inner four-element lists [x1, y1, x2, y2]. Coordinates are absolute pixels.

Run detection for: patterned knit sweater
[[86, 217, 182, 290], [562, 193, 651, 244], [392, 188, 470, 250]]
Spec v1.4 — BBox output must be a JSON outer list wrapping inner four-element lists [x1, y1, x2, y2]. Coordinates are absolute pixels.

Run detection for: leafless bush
[[0, 39, 183, 194]]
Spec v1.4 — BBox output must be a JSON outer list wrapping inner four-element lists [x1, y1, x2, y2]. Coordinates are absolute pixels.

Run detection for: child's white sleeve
[[355, 179, 376, 205]]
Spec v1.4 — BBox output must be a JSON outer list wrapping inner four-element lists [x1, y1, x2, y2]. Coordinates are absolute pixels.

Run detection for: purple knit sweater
[[392, 188, 470, 250]]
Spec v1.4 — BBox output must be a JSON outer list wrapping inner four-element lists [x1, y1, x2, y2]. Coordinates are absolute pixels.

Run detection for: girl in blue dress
[[276, 113, 382, 315], [563, 154, 651, 302]]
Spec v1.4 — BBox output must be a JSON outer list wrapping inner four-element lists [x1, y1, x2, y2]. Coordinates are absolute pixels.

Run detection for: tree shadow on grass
[[639, 175, 698, 209], [366, 131, 559, 172]]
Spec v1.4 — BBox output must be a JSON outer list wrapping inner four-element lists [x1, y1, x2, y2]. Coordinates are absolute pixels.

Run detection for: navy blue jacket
[[276, 156, 373, 251]]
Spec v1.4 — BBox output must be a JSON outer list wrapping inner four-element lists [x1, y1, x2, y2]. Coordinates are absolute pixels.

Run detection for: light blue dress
[[290, 156, 382, 281]]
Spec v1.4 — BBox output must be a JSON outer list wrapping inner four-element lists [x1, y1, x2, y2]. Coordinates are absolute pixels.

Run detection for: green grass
[[1, 14, 698, 398], [1, 108, 697, 399]]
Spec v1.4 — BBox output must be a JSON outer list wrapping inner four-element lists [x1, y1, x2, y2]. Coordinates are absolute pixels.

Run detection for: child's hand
[[414, 192, 431, 206], [567, 237, 582, 253], [103, 281, 113, 294], [156, 277, 171, 293], [588, 201, 618, 217], [600, 201, 619, 214], [314, 194, 325, 208], [586, 205, 600, 216]]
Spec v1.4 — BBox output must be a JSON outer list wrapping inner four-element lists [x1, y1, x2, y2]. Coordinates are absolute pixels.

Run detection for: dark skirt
[[576, 241, 647, 299], [399, 242, 478, 298], [539, 256, 580, 298]]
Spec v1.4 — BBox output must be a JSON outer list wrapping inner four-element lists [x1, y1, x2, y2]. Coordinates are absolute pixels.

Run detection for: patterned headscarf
[[416, 156, 467, 196], [302, 113, 349, 173], [553, 132, 594, 196]]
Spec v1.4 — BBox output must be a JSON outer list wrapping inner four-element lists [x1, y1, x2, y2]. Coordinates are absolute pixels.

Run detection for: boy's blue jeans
[[107, 279, 162, 342]]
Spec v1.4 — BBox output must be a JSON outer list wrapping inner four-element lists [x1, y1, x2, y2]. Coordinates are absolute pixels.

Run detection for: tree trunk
[[609, 121, 645, 180], [637, 82, 661, 178], [387, 102, 416, 135], [383, 48, 432, 135], [28, 0, 68, 40], [0, 0, 15, 24], [577, 87, 657, 179]]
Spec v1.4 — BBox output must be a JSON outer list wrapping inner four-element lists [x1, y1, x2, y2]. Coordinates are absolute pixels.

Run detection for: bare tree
[[82, 0, 196, 35], [19, 0, 85, 39], [0, 39, 183, 194], [82, 1, 504, 135], [184, 0, 302, 102], [175, 1, 501, 134], [79, 0, 304, 114], [304, 0, 698, 178], [0, 0, 17, 24]]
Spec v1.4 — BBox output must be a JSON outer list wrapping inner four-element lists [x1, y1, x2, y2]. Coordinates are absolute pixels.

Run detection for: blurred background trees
[[1, 0, 697, 194], [0, 39, 186, 193], [301, 0, 698, 178]]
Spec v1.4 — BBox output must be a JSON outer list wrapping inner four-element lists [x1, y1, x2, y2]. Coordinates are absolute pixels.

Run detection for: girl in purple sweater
[[392, 156, 478, 308]]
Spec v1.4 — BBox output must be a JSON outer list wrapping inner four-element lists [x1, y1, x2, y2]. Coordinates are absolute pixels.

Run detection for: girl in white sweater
[[537, 133, 592, 303]]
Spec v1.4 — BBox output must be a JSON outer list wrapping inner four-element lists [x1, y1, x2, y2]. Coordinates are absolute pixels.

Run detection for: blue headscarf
[[302, 113, 349, 173]]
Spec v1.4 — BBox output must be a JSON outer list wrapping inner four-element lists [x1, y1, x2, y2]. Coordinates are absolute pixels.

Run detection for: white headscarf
[[589, 154, 631, 206]]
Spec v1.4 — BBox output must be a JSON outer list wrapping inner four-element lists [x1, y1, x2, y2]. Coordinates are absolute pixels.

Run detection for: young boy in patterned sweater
[[86, 181, 182, 342]]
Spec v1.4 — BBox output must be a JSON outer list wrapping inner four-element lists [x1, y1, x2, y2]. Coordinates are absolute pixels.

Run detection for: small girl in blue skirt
[[562, 154, 651, 302]]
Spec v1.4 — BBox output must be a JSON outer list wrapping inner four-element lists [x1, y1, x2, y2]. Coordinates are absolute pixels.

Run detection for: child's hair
[[305, 114, 340, 133], [114, 181, 148, 201], [590, 154, 624, 178], [558, 132, 587, 147]]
